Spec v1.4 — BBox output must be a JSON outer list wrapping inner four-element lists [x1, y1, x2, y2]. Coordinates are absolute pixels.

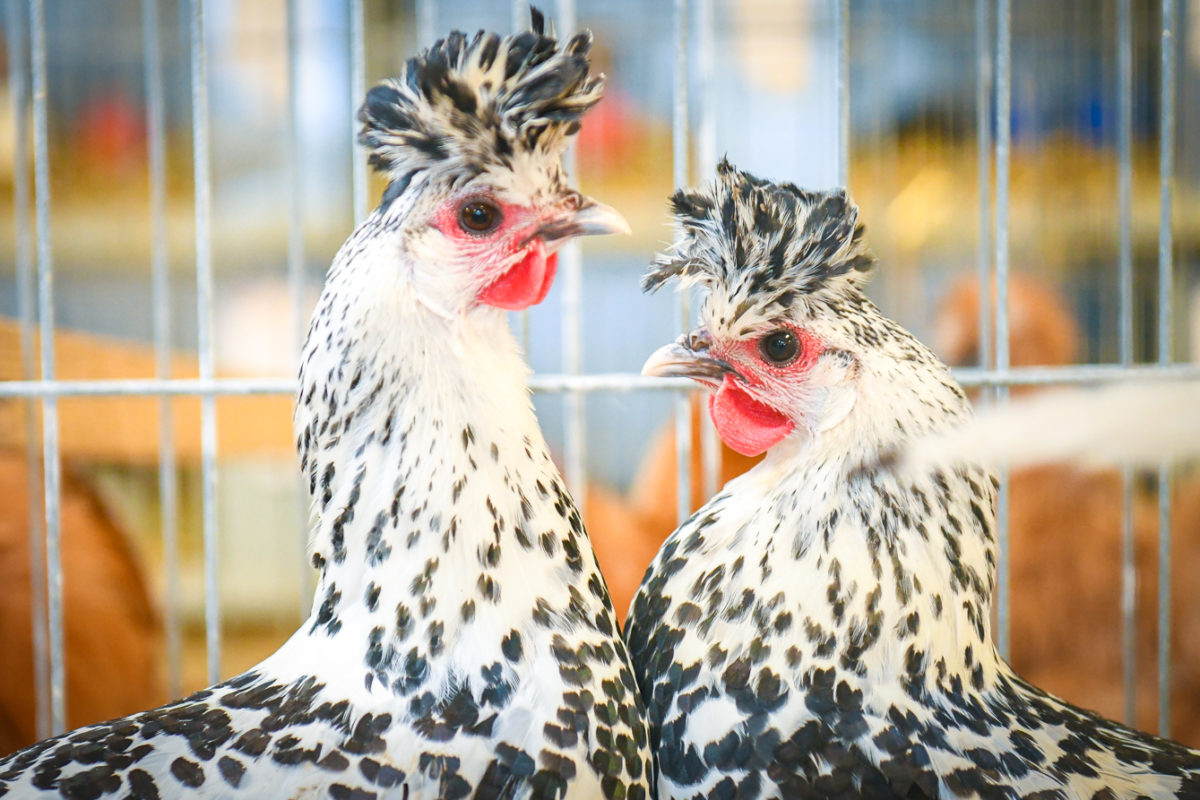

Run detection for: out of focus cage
[[0, 0, 1196, 752]]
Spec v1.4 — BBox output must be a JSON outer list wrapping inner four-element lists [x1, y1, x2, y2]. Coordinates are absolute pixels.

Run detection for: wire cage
[[0, 0, 1197, 754]]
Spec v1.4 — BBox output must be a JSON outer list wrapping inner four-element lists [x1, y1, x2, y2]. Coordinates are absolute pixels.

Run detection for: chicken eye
[[459, 201, 501, 234], [759, 329, 799, 365]]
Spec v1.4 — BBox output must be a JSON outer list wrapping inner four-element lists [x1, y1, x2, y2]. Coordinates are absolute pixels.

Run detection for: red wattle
[[477, 242, 559, 311], [708, 376, 795, 457]]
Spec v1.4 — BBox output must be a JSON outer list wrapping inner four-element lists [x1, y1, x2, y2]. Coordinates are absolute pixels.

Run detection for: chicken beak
[[641, 329, 738, 384], [536, 198, 631, 245]]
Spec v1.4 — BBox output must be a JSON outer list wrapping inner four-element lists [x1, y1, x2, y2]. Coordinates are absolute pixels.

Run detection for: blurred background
[[0, 0, 1198, 755]]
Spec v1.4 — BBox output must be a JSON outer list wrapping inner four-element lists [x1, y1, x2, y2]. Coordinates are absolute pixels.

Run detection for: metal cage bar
[[417, 0, 436, 46], [286, 0, 312, 619], [1116, 0, 1137, 727], [835, 0, 849, 186], [30, 0, 66, 736], [974, 0, 992, 379], [556, 0, 587, 510], [141, 0, 182, 700], [1156, 0, 1176, 739], [188, 0, 222, 686], [511, 0, 525, 34], [0, 363, 1198, 401], [992, 0, 1012, 659], [8, 0, 49, 739], [673, 0, 692, 526], [350, 0, 367, 226], [696, 0, 721, 502]]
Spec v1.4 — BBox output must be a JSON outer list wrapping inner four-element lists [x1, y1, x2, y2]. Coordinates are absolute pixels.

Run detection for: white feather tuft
[[898, 380, 1200, 475]]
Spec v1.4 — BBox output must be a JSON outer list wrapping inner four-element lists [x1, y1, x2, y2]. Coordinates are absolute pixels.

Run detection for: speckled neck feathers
[[293, 211, 610, 704]]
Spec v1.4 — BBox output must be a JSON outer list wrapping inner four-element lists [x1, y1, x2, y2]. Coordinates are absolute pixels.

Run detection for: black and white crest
[[644, 159, 876, 321], [358, 8, 603, 185]]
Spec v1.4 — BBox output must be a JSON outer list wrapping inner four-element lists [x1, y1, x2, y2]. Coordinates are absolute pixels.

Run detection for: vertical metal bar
[[286, 0, 305, 360], [286, 0, 312, 618], [143, 0, 182, 700], [417, 0, 436, 45], [7, 0, 49, 739], [993, 0, 1012, 658], [696, 0, 720, 502], [975, 0, 992, 374], [516, 4, 534, 363], [556, 0, 586, 511], [673, 0, 692, 526], [30, 0, 65, 735], [512, 0, 526, 32], [349, 0, 367, 225], [189, 0, 221, 685], [834, 0, 849, 186], [1116, 0, 1136, 727], [1156, 0, 1176, 738]]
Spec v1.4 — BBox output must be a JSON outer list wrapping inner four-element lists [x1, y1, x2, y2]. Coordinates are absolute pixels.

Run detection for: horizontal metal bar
[[956, 364, 1200, 386], [0, 364, 1197, 400], [0, 378, 298, 397]]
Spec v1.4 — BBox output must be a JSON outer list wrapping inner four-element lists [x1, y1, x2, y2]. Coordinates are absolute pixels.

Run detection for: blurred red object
[[576, 90, 638, 174], [75, 91, 146, 179]]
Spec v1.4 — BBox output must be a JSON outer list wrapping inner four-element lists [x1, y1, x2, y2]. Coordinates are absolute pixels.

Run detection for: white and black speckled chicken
[[625, 159, 1200, 800], [0, 12, 653, 800]]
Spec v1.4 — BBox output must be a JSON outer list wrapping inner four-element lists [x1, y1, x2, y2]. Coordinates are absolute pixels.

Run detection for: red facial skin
[[432, 196, 559, 312], [478, 241, 559, 310], [708, 324, 824, 457]]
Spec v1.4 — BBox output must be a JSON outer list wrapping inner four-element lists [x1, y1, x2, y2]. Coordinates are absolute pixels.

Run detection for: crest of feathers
[[644, 159, 876, 318], [357, 8, 603, 185]]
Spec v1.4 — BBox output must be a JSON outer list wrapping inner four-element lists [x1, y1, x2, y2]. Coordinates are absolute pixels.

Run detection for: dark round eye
[[759, 329, 799, 365], [459, 201, 500, 234]]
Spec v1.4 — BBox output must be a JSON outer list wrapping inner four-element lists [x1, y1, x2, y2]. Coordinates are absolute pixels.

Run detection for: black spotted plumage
[[627, 162, 1200, 799], [1, 10, 650, 800]]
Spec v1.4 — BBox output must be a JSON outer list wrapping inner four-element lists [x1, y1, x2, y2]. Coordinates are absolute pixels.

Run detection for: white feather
[[899, 380, 1200, 475]]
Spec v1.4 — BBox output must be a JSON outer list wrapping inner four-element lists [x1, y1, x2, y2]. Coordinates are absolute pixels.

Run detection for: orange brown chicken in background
[[587, 272, 1200, 746], [0, 455, 164, 755]]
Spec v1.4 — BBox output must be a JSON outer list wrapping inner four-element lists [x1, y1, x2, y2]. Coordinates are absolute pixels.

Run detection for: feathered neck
[[677, 303, 1002, 699], [282, 216, 602, 703]]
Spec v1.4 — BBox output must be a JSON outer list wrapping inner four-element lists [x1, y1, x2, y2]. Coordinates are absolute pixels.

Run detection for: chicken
[[626, 159, 1200, 798], [0, 455, 163, 755], [0, 13, 652, 798], [601, 270, 1200, 746]]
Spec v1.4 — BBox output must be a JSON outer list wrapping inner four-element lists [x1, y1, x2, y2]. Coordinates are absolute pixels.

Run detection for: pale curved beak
[[536, 198, 631, 244], [641, 329, 740, 384]]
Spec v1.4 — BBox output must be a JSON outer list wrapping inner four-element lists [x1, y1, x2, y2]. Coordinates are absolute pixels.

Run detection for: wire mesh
[[2, 0, 1193, 748]]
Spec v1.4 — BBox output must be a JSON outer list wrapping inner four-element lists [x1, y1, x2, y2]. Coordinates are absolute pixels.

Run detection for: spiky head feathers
[[644, 159, 876, 326], [358, 10, 603, 194]]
